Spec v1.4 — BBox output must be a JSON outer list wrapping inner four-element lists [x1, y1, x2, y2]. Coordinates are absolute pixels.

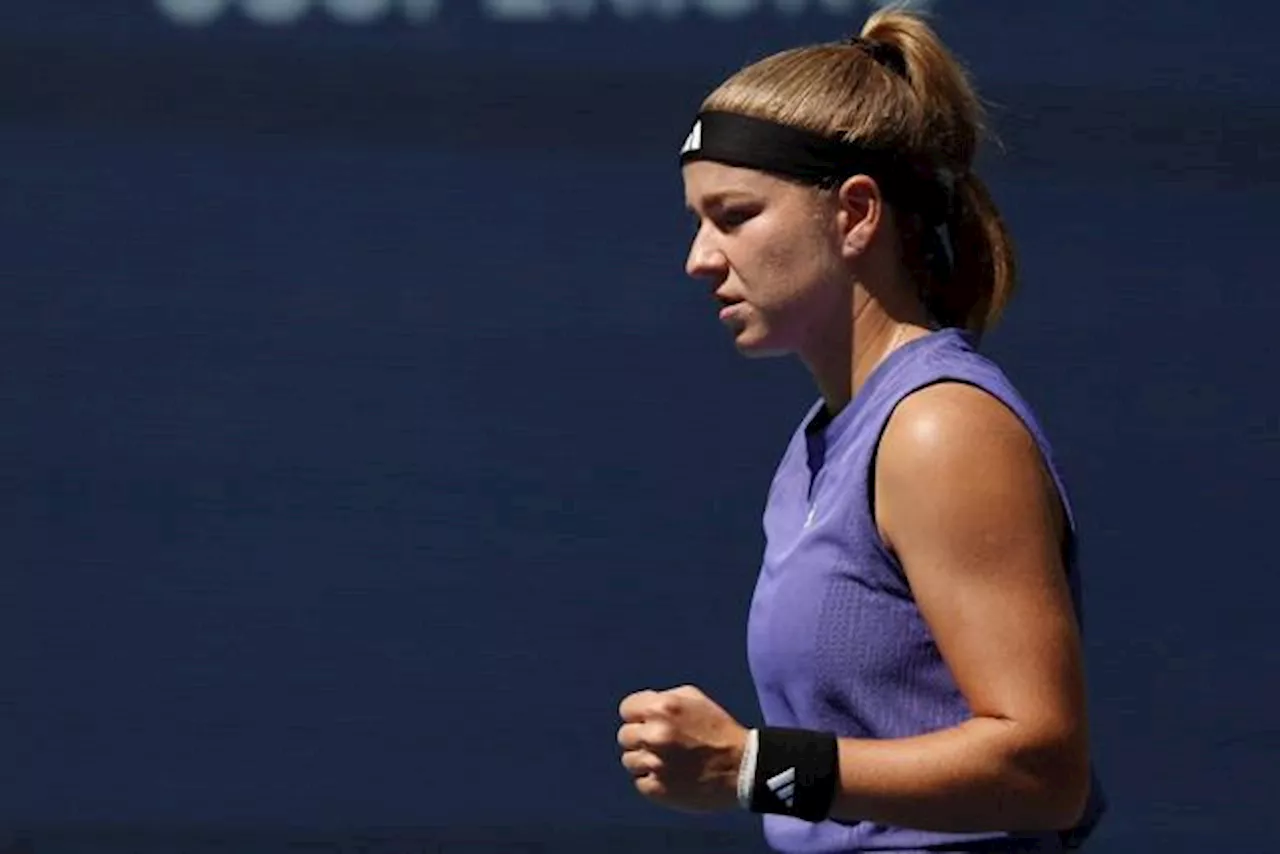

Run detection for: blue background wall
[[2, 2, 1277, 851]]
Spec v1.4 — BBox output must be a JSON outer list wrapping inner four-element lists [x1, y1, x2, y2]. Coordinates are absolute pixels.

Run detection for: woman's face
[[682, 161, 851, 358]]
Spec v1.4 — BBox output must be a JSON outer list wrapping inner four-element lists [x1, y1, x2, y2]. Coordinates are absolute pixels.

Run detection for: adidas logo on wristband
[[766, 767, 796, 807]]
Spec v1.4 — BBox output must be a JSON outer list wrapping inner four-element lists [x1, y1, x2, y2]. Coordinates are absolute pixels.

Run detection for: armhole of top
[[866, 378, 1076, 581]]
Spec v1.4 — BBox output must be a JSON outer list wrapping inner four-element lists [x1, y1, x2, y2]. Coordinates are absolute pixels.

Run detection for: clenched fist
[[616, 684, 749, 813]]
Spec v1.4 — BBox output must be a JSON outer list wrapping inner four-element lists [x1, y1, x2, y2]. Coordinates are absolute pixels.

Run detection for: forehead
[[681, 161, 795, 206]]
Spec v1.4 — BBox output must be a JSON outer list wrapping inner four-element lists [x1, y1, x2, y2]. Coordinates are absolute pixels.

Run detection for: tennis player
[[616, 8, 1105, 852]]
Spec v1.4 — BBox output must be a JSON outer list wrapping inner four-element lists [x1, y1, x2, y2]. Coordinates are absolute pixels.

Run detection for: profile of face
[[682, 161, 862, 358]]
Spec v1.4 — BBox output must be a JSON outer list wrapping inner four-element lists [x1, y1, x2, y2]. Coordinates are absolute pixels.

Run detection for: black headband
[[679, 109, 959, 286], [679, 111, 952, 225]]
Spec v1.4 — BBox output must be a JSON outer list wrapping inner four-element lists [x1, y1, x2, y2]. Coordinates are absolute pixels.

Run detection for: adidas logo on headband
[[680, 120, 702, 155]]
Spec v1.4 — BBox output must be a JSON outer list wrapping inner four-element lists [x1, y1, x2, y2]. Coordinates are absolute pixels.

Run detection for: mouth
[[715, 293, 746, 323]]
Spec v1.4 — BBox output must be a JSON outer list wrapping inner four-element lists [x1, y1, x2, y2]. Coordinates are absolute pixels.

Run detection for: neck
[[801, 293, 933, 417]]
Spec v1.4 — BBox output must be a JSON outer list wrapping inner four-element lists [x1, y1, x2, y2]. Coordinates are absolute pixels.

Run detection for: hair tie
[[848, 36, 908, 79]]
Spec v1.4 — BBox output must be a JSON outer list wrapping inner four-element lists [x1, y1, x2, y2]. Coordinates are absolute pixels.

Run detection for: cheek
[[755, 230, 840, 309]]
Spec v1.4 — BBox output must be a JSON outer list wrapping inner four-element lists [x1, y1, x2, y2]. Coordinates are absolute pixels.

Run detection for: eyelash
[[689, 206, 758, 235], [719, 208, 753, 228]]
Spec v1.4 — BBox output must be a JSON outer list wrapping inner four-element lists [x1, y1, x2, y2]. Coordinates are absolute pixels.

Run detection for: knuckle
[[620, 689, 655, 717], [637, 775, 666, 799], [648, 721, 676, 746], [624, 750, 663, 776]]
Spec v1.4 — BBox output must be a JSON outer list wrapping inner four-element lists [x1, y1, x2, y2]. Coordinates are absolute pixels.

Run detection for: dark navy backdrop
[[3, 2, 1277, 851]]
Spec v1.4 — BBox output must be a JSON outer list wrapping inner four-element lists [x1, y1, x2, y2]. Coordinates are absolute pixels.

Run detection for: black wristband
[[748, 727, 839, 822]]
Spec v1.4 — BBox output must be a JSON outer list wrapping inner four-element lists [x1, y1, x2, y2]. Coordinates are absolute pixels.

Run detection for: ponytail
[[947, 171, 1017, 333], [860, 9, 1017, 334]]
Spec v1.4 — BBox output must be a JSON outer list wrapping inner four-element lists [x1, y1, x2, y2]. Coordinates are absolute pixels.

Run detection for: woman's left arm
[[825, 381, 1091, 832]]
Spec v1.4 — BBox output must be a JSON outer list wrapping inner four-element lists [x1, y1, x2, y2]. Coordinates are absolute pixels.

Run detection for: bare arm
[[825, 382, 1091, 832]]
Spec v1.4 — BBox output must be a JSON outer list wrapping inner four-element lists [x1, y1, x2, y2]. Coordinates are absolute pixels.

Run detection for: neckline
[[803, 327, 967, 443]]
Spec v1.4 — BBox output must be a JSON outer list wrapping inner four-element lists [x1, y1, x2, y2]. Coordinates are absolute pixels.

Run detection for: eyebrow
[[685, 189, 757, 214]]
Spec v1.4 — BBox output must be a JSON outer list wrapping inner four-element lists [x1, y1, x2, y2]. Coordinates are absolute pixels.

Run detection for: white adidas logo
[[766, 766, 796, 807], [680, 120, 702, 155]]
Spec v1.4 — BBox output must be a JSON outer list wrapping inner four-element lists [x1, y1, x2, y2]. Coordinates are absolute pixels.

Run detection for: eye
[[716, 205, 758, 230]]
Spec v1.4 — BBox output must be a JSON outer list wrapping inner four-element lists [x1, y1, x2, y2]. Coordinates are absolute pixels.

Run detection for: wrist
[[736, 728, 760, 809], [736, 726, 839, 823]]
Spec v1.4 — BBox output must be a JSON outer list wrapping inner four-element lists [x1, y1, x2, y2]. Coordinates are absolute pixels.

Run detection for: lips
[[715, 292, 746, 322]]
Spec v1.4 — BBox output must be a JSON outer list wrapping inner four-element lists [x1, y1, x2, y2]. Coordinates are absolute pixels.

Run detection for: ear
[[835, 174, 884, 260]]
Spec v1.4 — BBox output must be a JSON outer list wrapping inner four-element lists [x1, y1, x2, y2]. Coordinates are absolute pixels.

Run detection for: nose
[[685, 224, 728, 282]]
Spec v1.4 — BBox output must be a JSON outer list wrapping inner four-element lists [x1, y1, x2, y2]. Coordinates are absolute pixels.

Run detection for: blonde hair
[[702, 8, 1016, 334]]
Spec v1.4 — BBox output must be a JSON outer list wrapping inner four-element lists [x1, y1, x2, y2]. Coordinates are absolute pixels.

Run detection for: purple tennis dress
[[746, 328, 1105, 853]]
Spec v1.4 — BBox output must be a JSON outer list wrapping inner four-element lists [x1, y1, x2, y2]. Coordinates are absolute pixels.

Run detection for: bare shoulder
[[875, 380, 1062, 556], [882, 381, 1037, 466]]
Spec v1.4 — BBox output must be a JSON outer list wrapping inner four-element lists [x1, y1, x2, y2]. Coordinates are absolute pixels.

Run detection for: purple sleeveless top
[[745, 328, 1105, 853]]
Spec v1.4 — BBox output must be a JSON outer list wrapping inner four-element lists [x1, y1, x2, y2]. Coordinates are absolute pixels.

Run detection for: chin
[[731, 330, 788, 359]]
